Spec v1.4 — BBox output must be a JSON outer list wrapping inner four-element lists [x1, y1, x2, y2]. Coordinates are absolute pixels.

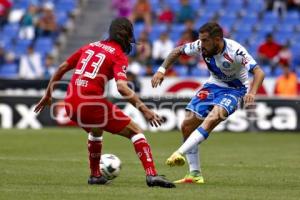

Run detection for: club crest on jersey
[[197, 89, 210, 100], [222, 61, 231, 68]]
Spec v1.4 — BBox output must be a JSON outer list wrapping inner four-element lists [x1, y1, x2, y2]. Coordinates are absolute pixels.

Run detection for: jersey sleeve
[[113, 53, 128, 81], [234, 45, 258, 73], [182, 40, 201, 56], [66, 47, 83, 67]]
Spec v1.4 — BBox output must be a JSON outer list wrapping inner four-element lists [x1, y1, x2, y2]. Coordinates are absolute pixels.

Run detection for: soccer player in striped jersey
[[152, 22, 265, 184]]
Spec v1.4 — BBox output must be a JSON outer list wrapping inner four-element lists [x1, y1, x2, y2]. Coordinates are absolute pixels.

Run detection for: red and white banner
[[108, 77, 298, 98]]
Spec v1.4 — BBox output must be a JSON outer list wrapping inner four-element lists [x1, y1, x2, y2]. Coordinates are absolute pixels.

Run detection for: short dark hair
[[108, 17, 134, 54], [199, 22, 223, 38]]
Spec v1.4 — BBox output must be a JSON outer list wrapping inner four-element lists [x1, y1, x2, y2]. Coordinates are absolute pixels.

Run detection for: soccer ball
[[100, 154, 122, 180]]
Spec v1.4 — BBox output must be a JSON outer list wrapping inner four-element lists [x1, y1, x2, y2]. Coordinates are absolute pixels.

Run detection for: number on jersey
[[75, 49, 106, 79]]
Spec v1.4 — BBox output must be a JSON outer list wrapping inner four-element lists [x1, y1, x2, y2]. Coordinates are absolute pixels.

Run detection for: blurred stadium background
[[0, 1, 299, 199], [0, 0, 299, 131]]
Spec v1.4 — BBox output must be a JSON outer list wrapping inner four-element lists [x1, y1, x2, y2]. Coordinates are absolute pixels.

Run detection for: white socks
[[185, 145, 201, 172], [178, 127, 209, 155], [88, 133, 103, 141]]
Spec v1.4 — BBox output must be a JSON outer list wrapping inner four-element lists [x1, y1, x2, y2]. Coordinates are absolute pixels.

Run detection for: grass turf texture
[[0, 128, 299, 200]]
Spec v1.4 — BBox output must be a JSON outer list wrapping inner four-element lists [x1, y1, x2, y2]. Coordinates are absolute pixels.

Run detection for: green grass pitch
[[0, 128, 299, 200]]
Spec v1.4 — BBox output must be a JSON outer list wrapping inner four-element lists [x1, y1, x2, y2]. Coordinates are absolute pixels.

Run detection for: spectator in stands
[[176, 30, 198, 75], [19, 45, 43, 79], [275, 44, 292, 67], [257, 33, 282, 72], [274, 64, 298, 97], [19, 4, 38, 40], [144, 65, 153, 76], [0, 52, 18, 77], [0, 0, 12, 29], [287, 0, 300, 10], [43, 54, 56, 78], [273, 0, 287, 18], [129, 0, 152, 31], [176, 0, 195, 23], [128, 56, 143, 75], [152, 32, 174, 65], [184, 19, 198, 41], [135, 31, 152, 65], [111, 0, 133, 18], [36, 2, 57, 39], [157, 4, 175, 24], [127, 71, 141, 93]]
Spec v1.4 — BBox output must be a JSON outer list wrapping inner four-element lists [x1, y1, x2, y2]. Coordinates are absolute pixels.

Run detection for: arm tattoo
[[161, 46, 183, 70]]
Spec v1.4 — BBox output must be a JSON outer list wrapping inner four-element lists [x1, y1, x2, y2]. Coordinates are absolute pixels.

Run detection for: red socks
[[131, 134, 157, 176], [88, 134, 103, 177]]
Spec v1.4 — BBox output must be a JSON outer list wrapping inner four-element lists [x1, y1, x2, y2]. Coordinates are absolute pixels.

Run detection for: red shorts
[[64, 97, 131, 133]]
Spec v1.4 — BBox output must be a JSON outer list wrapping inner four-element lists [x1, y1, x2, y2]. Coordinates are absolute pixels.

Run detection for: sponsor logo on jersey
[[223, 53, 233, 63], [222, 61, 231, 68], [241, 57, 250, 66], [235, 49, 246, 57]]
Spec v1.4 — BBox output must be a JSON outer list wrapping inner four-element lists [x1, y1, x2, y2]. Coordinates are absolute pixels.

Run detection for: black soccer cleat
[[146, 175, 176, 188], [88, 176, 109, 185]]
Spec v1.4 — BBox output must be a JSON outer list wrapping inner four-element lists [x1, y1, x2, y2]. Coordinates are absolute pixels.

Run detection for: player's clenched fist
[[151, 71, 164, 88]]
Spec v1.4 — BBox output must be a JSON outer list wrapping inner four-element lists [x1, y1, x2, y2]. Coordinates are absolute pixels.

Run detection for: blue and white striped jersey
[[183, 38, 258, 90]]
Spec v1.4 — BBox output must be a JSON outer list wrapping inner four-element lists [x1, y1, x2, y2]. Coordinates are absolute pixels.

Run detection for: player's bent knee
[[90, 128, 103, 137], [118, 121, 143, 139], [127, 121, 143, 134]]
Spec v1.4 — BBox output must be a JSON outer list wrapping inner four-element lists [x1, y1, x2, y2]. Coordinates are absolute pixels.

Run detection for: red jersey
[[64, 40, 131, 133], [258, 41, 282, 59], [66, 40, 128, 98]]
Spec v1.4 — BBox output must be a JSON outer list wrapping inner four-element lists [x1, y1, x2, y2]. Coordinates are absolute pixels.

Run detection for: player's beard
[[206, 43, 219, 57]]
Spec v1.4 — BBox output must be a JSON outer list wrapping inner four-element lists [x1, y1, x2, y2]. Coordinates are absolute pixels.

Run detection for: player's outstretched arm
[[151, 46, 183, 88], [34, 62, 74, 113], [116, 80, 163, 127], [244, 66, 265, 107]]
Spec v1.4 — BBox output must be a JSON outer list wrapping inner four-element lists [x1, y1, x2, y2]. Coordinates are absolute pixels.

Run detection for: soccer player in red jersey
[[34, 18, 175, 188]]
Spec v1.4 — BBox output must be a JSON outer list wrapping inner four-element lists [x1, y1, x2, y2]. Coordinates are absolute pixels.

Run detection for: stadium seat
[[56, 11, 69, 27], [273, 67, 284, 77], [34, 37, 53, 55], [169, 30, 182, 41], [3, 23, 20, 40], [204, 2, 222, 13], [275, 31, 294, 45], [219, 15, 237, 30], [246, 0, 264, 12], [14, 39, 31, 56], [13, 0, 30, 9], [56, 0, 77, 13], [262, 12, 279, 25], [235, 29, 253, 44], [226, 1, 243, 13], [291, 44, 300, 56], [204, 0, 224, 6], [261, 65, 272, 77], [0, 63, 19, 78]]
